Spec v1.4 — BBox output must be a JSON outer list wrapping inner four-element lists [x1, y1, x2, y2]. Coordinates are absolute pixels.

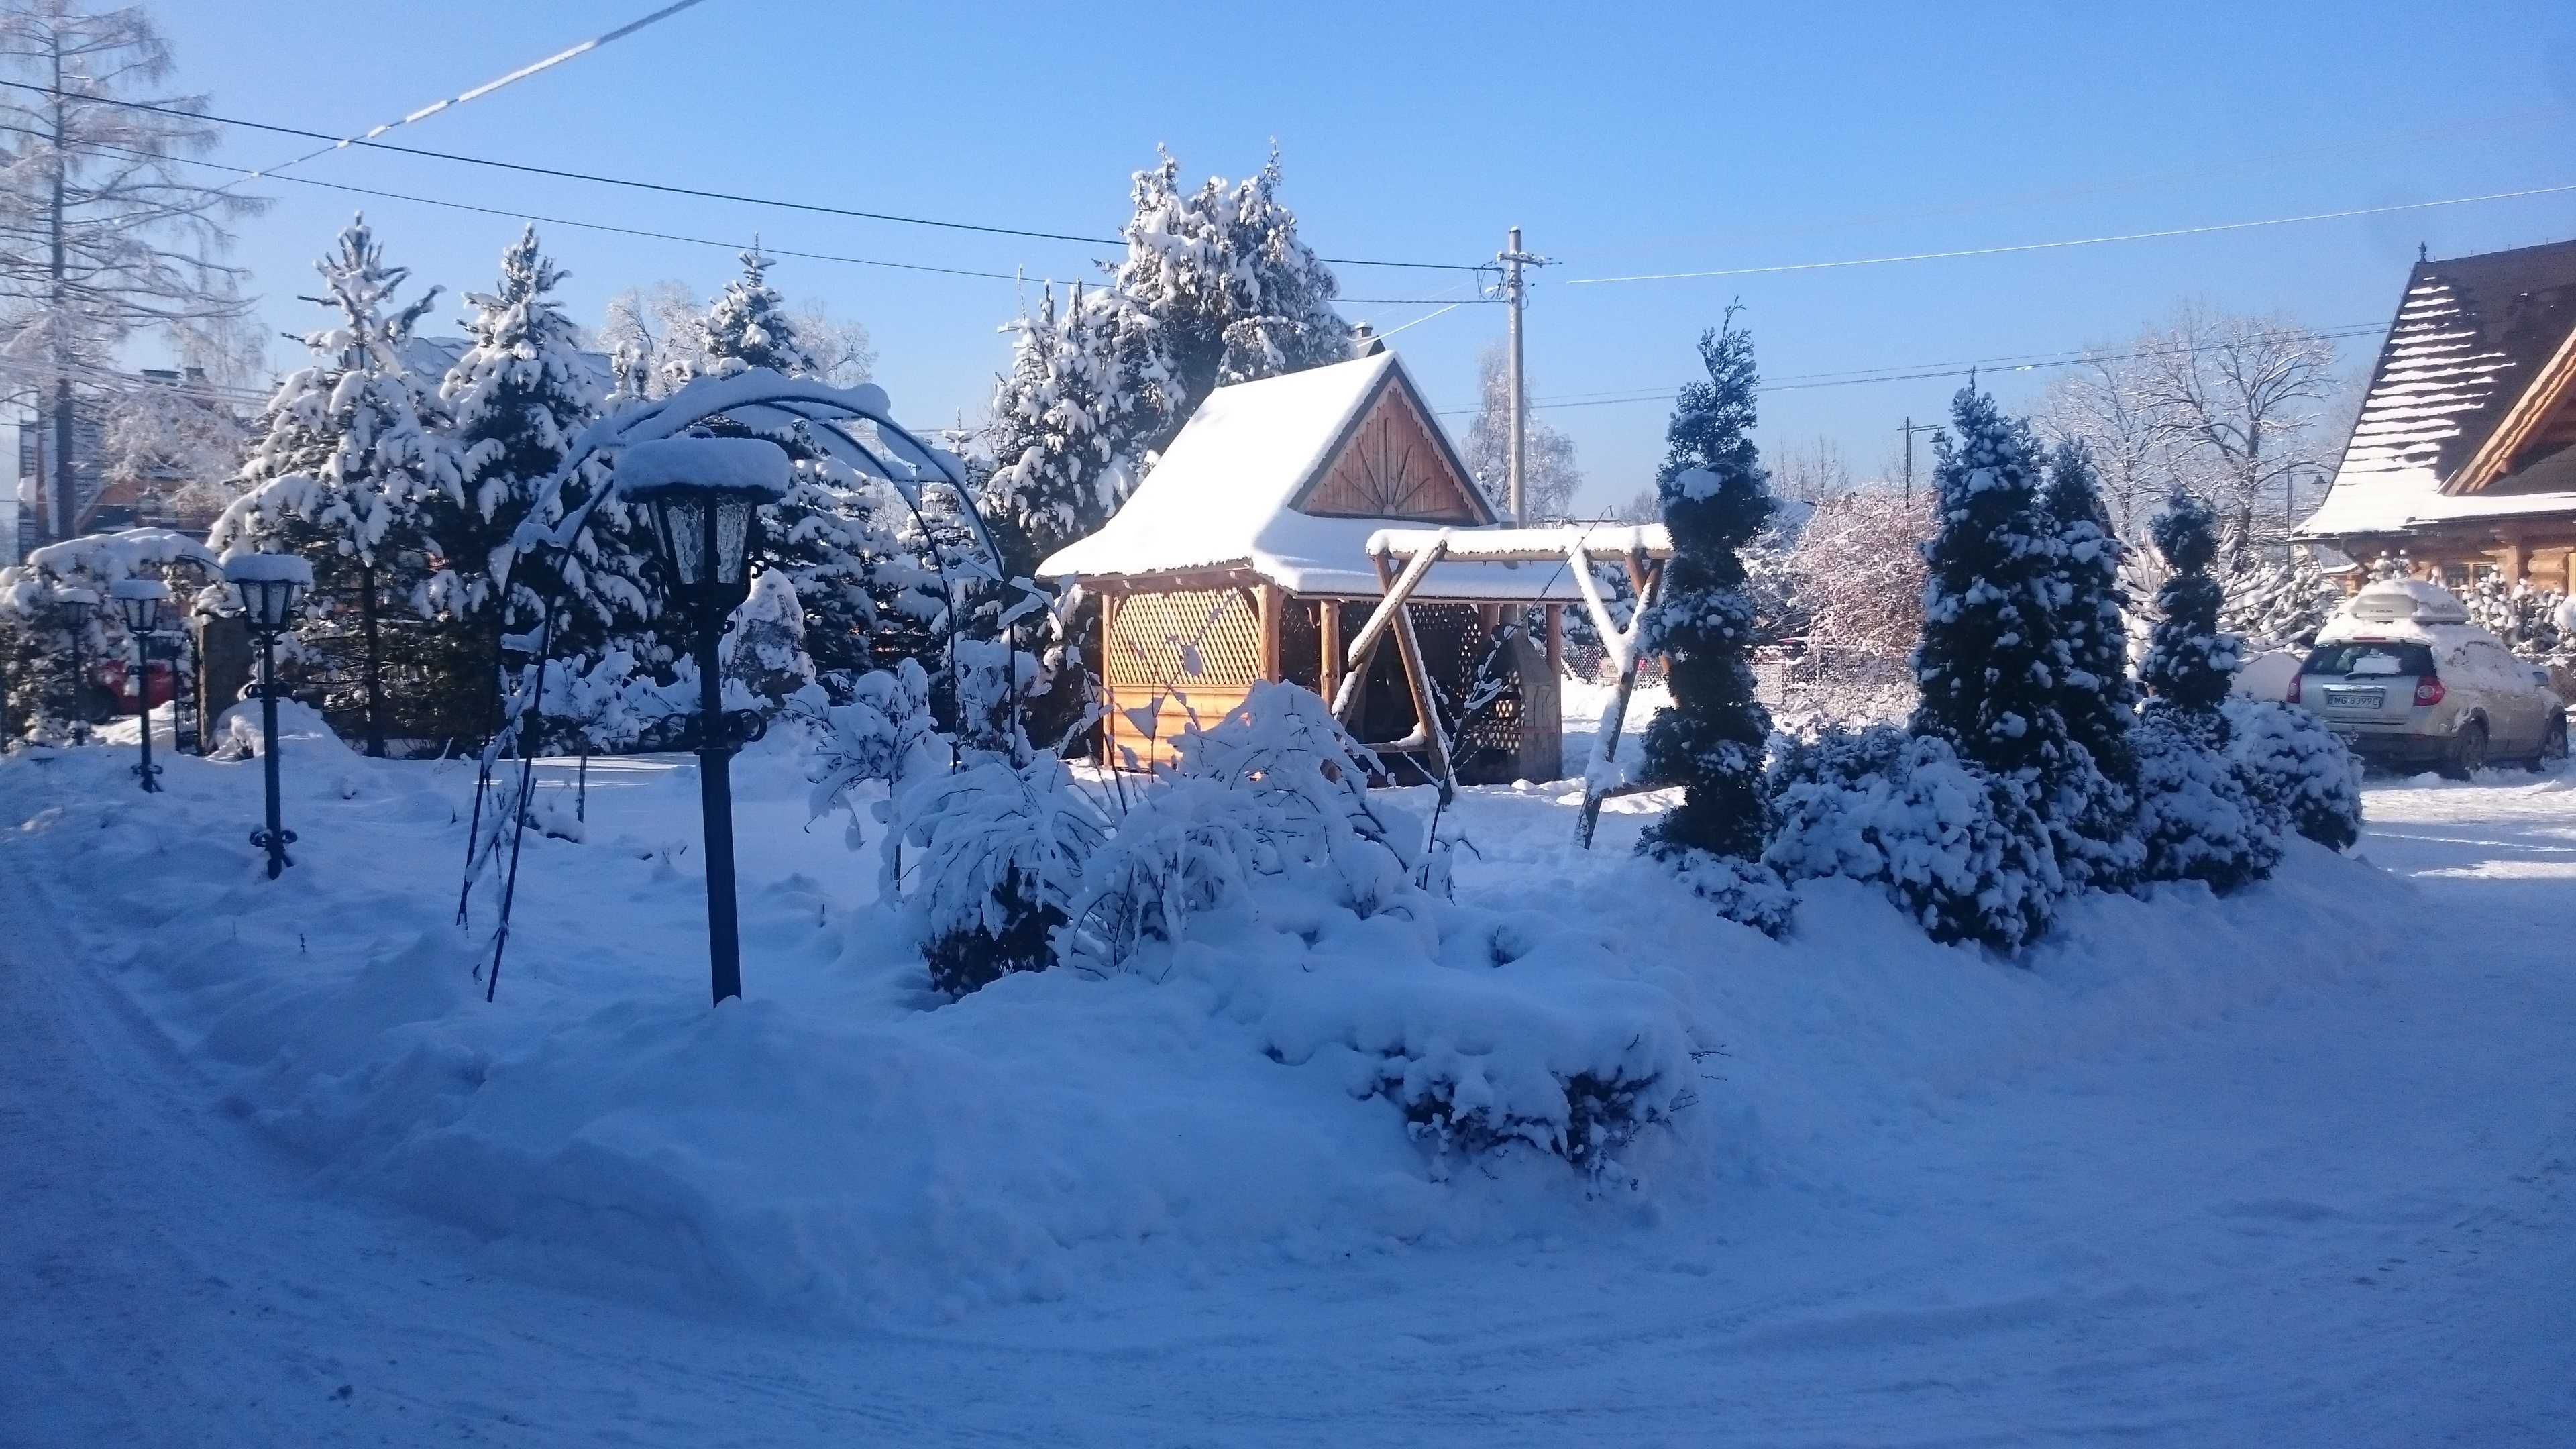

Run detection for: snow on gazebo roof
[[1039, 351, 1583, 602]]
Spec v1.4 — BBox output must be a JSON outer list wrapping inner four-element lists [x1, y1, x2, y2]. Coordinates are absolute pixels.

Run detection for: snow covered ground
[[4, 720, 2572, 1445]]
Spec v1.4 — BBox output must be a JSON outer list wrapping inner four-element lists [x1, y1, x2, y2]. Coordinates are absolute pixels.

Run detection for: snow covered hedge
[[2226, 698, 2364, 853], [1763, 724, 2061, 952]]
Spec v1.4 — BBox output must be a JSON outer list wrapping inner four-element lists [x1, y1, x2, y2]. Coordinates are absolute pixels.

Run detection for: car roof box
[[2344, 579, 2471, 625]]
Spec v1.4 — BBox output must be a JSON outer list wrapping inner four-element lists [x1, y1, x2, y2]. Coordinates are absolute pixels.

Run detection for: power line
[[235, 0, 714, 184], [0, 78, 1483, 272], [1434, 322, 2391, 417], [1558, 182, 2576, 286]]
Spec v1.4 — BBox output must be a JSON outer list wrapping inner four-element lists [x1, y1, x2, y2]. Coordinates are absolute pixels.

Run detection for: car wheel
[[2443, 719, 2489, 780], [2534, 714, 2569, 771]]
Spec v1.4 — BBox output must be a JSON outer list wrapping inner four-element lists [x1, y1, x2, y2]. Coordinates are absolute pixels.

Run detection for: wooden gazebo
[[1040, 350, 1585, 784]]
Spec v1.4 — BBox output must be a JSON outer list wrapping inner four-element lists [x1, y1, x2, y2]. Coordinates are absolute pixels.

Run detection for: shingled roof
[[2298, 237, 2576, 539]]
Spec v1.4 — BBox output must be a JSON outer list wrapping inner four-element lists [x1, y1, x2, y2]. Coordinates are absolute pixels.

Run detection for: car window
[[2304, 642, 2434, 676]]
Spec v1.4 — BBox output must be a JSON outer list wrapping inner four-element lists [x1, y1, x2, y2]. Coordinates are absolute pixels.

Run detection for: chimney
[[1352, 322, 1385, 357]]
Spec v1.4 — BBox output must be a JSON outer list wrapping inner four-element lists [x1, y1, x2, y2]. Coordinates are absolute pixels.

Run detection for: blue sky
[[135, 1, 2576, 511]]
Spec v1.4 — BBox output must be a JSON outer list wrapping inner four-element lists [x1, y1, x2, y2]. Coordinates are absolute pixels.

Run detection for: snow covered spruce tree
[[210, 215, 460, 756], [2216, 513, 2334, 651], [980, 282, 1167, 583], [1898, 386, 2070, 943], [2039, 440, 2143, 890], [2131, 489, 2282, 891], [1633, 316, 1793, 935], [421, 225, 633, 743], [1112, 149, 1346, 451]]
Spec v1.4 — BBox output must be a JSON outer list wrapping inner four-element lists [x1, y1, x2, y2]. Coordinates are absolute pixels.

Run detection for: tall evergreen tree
[[428, 226, 635, 740], [2039, 440, 2142, 890], [980, 282, 1169, 582], [1911, 386, 2077, 790], [210, 215, 459, 755], [1112, 149, 1346, 451], [1635, 315, 1791, 934]]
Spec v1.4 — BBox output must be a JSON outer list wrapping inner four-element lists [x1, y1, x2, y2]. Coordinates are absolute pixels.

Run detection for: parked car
[[2294, 581, 2568, 776]]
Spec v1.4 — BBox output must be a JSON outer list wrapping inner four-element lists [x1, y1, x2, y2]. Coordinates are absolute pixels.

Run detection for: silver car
[[2294, 632, 2569, 775]]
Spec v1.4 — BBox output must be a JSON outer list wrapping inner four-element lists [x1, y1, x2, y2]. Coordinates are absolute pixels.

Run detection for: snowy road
[[6, 775, 2573, 1446]]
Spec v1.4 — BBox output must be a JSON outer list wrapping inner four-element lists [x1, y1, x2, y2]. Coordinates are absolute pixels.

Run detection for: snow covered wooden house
[[2299, 238, 2576, 591], [1039, 350, 1582, 782]]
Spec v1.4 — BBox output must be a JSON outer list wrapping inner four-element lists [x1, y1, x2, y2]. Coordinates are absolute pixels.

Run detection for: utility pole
[[1497, 226, 1549, 524], [1898, 417, 1941, 505], [50, 36, 75, 543]]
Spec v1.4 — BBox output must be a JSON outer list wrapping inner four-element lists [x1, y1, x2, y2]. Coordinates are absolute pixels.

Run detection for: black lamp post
[[222, 553, 312, 880], [52, 588, 97, 745], [110, 578, 170, 792], [618, 435, 790, 1006]]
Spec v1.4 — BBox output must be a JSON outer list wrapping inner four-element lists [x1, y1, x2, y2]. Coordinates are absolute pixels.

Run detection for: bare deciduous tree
[[0, 0, 266, 541], [1461, 339, 1582, 520], [2037, 302, 2349, 541], [790, 300, 875, 389], [1769, 434, 1854, 504]]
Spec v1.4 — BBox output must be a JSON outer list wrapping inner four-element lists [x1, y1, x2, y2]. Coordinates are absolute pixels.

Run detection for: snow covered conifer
[[1112, 150, 1346, 451], [1634, 315, 1792, 935], [2133, 490, 2281, 891], [666, 246, 819, 388], [210, 215, 460, 756], [2038, 441, 2143, 890], [980, 283, 1165, 582], [1910, 386, 2076, 788], [2138, 490, 2239, 737], [424, 225, 634, 737]]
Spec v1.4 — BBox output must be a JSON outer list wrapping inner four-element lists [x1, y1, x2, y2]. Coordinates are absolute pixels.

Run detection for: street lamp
[[52, 588, 97, 745], [222, 553, 313, 880], [619, 434, 790, 1006], [110, 578, 170, 792]]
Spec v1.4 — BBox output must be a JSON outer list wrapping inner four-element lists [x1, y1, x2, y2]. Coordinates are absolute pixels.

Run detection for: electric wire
[[0, 78, 1483, 272]]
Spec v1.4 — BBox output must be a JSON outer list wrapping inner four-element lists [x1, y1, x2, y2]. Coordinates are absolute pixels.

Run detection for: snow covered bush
[[2131, 710, 2283, 891], [2038, 441, 2143, 892], [2227, 698, 2364, 853], [1764, 724, 2061, 952], [806, 657, 943, 846], [721, 570, 822, 719], [884, 756, 1104, 998], [1066, 682, 1428, 968]]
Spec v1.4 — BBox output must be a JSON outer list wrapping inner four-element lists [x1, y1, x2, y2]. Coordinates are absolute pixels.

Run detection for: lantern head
[[618, 436, 792, 619], [110, 577, 170, 633], [52, 586, 97, 629], [221, 553, 315, 635]]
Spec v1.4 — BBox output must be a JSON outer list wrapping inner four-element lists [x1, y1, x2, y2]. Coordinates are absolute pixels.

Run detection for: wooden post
[[1578, 559, 1663, 849], [1372, 551, 1452, 801], [1097, 590, 1118, 768], [1318, 599, 1342, 710], [2501, 535, 2527, 584], [1256, 582, 1285, 683], [1544, 602, 1564, 679]]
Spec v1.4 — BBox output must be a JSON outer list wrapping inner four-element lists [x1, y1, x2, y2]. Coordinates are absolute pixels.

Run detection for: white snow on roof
[[2298, 278, 2526, 538], [1040, 354, 1578, 600]]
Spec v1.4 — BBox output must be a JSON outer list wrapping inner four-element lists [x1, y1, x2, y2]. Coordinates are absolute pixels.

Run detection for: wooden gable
[[1291, 368, 1491, 523]]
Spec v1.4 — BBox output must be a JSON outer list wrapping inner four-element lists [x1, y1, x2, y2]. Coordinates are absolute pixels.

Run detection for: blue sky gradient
[[144, 1, 2576, 511]]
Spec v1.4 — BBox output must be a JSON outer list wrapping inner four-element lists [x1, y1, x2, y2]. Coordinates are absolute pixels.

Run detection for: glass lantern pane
[[662, 497, 708, 585], [714, 498, 753, 584]]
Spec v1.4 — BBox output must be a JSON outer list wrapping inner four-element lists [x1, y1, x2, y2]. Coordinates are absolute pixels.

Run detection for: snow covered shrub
[[2037, 441, 2143, 892], [2226, 698, 2364, 853], [1764, 724, 2062, 952], [1377, 1059, 1667, 1179], [885, 756, 1104, 998], [1064, 682, 1428, 968], [2131, 710, 2284, 892], [806, 658, 943, 846], [1633, 315, 1793, 936], [950, 635, 1041, 763], [720, 570, 822, 718]]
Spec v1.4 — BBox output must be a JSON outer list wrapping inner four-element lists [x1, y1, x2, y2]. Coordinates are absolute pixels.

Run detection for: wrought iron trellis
[[457, 370, 1012, 1001]]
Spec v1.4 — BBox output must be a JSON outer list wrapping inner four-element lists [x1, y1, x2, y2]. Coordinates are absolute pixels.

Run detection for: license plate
[[2324, 686, 2386, 710]]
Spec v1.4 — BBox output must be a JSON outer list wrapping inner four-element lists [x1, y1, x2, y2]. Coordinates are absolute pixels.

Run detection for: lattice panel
[[1105, 587, 1262, 692], [1279, 598, 1324, 692]]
